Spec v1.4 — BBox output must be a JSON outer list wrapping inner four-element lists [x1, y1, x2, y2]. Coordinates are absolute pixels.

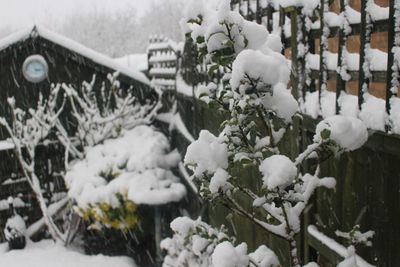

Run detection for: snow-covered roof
[[0, 25, 149, 86], [114, 53, 148, 72]]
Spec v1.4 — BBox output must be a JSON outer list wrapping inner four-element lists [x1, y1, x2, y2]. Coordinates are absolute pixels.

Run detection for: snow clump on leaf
[[259, 155, 297, 190], [212, 241, 249, 267], [314, 115, 368, 151], [184, 130, 228, 177]]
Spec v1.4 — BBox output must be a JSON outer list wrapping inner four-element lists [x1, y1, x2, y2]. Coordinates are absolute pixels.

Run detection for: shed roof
[[0, 25, 150, 86]]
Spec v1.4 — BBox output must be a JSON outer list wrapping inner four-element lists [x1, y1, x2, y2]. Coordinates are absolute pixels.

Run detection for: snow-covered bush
[[0, 71, 184, 247], [161, 217, 279, 267], [57, 73, 186, 231], [66, 125, 186, 231], [163, 1, 369, 266]]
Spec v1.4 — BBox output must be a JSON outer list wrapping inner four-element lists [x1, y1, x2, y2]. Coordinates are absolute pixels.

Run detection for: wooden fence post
[[358, 0, 370, 109], [385, 0, 396, 132], [335, 0, 346, 114]]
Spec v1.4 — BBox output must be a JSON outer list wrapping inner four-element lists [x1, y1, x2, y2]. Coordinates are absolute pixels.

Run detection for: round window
[[22, 55, 49, 83]]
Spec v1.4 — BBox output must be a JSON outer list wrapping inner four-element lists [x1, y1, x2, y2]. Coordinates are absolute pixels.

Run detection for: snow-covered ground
[[0, 240, 137, 267]]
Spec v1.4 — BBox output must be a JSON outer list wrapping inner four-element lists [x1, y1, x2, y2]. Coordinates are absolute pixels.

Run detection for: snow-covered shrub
[[66, 125, 186, 231], [53, 73, 187, 232], [162, 1, 370, 266], [161, 217, 279, 267]]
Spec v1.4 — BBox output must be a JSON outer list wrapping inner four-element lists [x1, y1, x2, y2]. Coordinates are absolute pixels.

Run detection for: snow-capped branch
[[0, 88, 68, 243]]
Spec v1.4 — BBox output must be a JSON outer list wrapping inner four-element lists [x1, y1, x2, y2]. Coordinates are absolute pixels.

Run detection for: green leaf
[[208, 64, 219, 76], [320, 128, 331, 140], [196, 36, 205, 44]]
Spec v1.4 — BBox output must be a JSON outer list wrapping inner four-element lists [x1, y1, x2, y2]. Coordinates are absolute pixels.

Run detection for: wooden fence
[[163, 0, 400, 266]]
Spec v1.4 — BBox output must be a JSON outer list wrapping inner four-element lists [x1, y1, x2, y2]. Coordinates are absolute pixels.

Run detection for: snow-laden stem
[[294, 143, 319, 166], [288, 237, 300, 267], [225, 195, 288, 239]]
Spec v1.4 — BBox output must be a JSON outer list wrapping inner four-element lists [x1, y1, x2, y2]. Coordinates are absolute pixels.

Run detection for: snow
[[149, 53, 176, 64], [209, 168, 231, 195], [0, 27, 33, 51], [0, 197, 26, 211], [65, 125, 186, 208], [148, 39, 179, 51], [176, 74, 193, 96], [366, 1, 389, 21], [184, 130, 228, 177], [248, 245, 280, 267], [4, 215, 26, 241], [0, 26, 149, 85], [0, 140, 14, 151], [308, 225, 375, 267], [230, 49, 290, 92], [389, 97, 400, 134], [149, 67, 176, 75], [270, 0, 319, 9], [359, 94, 387, 132], [338, 93, 360, 118], [324, 12, 342, 28], [366, 48, 388, 71], [169, 216, 195, 237], [0, 240, 136, 267], [302, 91, 391, 133], [306, 49, 387, 72], [156, 108, 195, 143], [162, 216, 232, 267], [26, 197, 69, 238], [212, 241, 249, 267], [303, 263, 319, 267], [114, 53, 148, 72], [314, 115, 368, 151], [261, 83, 298, 123], [345, 6, 361, 24], [259, 155, 297, 190], [2, 177, 28, 185]]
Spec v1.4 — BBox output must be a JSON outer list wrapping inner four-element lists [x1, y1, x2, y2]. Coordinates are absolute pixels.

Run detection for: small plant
[[78, 195, 139, 231]]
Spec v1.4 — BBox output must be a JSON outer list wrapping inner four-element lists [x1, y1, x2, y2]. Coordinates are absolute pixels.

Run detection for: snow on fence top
[[0, 25, 150, 86], [176, 0, 400, 134]]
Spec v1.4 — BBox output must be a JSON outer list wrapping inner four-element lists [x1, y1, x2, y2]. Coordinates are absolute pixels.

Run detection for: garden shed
[[0, 25, 152, 241]]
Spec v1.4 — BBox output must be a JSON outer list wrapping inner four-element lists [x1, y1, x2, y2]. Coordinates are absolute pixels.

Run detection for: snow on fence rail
[[147, 35, 179, 90]]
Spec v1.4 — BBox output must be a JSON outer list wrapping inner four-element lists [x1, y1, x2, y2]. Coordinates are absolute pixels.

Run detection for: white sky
[[0, 0, 155, 29]]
